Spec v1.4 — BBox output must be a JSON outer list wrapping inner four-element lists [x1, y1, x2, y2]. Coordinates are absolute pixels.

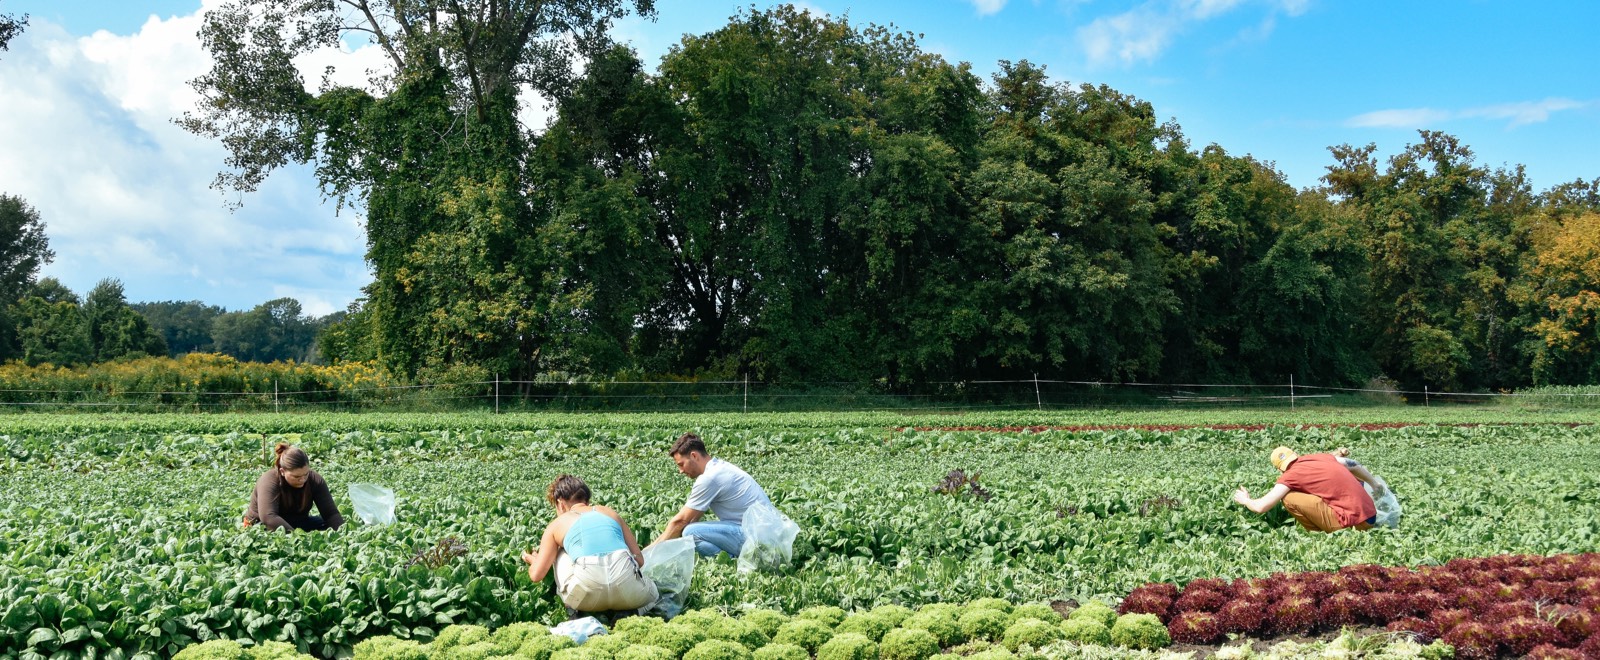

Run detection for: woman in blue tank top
[[520, 475, 657, 615]]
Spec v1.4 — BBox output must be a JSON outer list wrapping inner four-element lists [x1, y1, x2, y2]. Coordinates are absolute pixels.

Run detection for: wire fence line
[[0, 375, 1591, 413]]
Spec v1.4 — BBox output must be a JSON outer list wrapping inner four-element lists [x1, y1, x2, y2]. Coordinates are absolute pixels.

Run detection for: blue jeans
[[683, 521, 744, 558]]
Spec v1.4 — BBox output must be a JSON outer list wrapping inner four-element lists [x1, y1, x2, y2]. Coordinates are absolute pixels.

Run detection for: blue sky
[[1, 0, 1596, 315]]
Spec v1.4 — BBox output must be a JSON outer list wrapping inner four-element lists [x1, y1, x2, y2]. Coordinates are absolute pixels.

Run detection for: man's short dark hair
[[670, 433, 707, 457]]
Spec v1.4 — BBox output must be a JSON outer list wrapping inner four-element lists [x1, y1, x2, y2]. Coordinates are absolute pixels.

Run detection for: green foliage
[[965, 598, 1013, 614], [354, 636, 431, 660], [614, 617, 666, 644], [683, 639, 752, 660], [4, 417, 1600, 658], [637, 624, 707, 658], [999, 619, 1061, 652], [551, 645, 615, 660], [740, 610, 789, 639], [586, 634, 634, 656], [173, 639, 247, 660], [1056, 620, 1111, 647], [836, 613, 894, 642], [1107, 614, 1169, 651], [1064, 603, 1115, 631], [615, 645, 677, 660], [772, 620, 834, 654], [491, 623, 552, 654], [440, 642, 502, 660], [816, 633, 878, 660], [901, 611, 965, 648], [433, 625, 493, 657], [868, 605, 913, 628], [956, 609, 1010, 642], [245, 641, 314, 659], [703, 617, 770, 649], [1004, 605, 1057, 626], [751, 644, 808, 660], [518, 635, 578, 660], [879, 628, 940, 660], [796, 606, 848, 628], [673, 610, 730, 631]]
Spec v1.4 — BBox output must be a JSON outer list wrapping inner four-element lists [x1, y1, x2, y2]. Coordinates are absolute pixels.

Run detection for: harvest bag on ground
[[737, 502, 800, 574], [639, 537, 696, 618], [348, 483, 397, 525], [1365, 481, 1402, 528]]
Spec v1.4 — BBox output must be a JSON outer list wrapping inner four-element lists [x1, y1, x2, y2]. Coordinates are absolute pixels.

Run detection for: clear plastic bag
[[347, 483, 396, 525], [736, 502, 799, 574], [639, 537, 696, 618], [1364, 482, 1402, 528], [551, 616, 608, 644]]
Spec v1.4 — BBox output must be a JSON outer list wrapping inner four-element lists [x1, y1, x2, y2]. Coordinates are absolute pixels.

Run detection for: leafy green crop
[[2, 417, 1598, 657]]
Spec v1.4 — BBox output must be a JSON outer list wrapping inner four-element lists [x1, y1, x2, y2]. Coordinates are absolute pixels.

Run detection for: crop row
[[164, 599, 1176, 660], [4, 423, 1599, 657], [1126, 551, 1600, 658]]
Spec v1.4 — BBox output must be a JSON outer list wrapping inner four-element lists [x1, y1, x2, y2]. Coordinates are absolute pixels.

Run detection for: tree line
[[0, 196, 332, 366], [12, 3, 1600, 391]]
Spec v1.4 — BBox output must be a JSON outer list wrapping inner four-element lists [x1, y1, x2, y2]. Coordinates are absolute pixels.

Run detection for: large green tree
[[0, 194, 52, 359], [182, 0, 655, 380], [211, 297, 317, 363], [1324, 132, 1533, 390], [133, 300, 224, 355], [82, 279, 166, 362]]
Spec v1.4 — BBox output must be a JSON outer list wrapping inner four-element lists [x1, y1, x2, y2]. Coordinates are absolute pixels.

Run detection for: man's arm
[[1338, 457, 1387, 491], [1233, 483, 1291, 514], [650, 507, 704, 546]]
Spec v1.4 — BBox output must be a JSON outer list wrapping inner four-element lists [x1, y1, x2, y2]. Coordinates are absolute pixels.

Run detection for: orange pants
[[1283, 492, 1372, 533]]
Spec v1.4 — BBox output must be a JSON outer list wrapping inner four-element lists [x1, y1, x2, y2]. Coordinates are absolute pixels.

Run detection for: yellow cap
[[1270, 446, 1299, 472]]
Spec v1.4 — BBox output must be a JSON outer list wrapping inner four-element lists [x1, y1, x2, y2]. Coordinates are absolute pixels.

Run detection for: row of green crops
[[3, 420, 1599, 657]]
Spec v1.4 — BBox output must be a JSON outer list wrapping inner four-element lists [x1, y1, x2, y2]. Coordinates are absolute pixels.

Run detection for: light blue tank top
[[563, 511, 628, 558]]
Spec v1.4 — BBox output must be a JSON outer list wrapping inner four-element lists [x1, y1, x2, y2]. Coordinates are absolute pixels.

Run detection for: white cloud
[[1345, 108, 1455, 129], [1466, 98, 1587, 127], [970, 0, 1008, 16], [1346, 98, 1590, 129], [1079, 7, 1178, 66], [1077, 0, 1310, 67], [0, 12, 370, 312]]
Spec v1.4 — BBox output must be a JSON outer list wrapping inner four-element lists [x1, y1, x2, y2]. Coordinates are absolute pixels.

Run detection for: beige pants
[[555, 549, 659, 612], [1283, 492, 1373, 533]]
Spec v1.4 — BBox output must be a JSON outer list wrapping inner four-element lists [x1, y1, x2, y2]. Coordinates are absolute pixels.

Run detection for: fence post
[[1290, 374, 1295, 410], [274, 379, 279, 413], [743, 374, 749, 413], [1033, 374, 1042, 411], [1425, 385, 1430, 408]]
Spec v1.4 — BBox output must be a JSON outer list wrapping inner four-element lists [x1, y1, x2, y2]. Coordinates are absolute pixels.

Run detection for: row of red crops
[[1118, 552, 1600, 659], [900, 422, 1588, 433]]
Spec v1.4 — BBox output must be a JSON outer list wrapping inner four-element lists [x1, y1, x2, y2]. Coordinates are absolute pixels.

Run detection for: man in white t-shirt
[[648, 433, 773, 557]]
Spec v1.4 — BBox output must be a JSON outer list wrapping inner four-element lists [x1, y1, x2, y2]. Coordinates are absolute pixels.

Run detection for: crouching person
[[1232, 446, 1386, 532], [521, 475, 658, 618], [244, 443, 344, 532], [649, 433, 773, 559]]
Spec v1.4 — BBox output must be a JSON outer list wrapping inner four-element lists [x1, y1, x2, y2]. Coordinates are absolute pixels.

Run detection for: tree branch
[[342, 0, 406, 70]]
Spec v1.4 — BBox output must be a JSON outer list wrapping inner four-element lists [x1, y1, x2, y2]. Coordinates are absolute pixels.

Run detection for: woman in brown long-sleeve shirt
[[244, 443, 345, 532]]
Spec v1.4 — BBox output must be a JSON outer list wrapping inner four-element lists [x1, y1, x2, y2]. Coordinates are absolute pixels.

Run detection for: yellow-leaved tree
[[1516, 211, 1600, 383]]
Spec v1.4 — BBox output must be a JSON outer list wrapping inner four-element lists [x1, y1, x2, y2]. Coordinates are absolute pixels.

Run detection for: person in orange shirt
[[1231, 446, 1390, 532]]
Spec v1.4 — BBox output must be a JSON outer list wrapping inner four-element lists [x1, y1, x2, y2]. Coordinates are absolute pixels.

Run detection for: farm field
[[3, 412, 1599, 658]]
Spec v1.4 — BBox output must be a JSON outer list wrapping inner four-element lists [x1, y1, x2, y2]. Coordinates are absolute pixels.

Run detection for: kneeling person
[[244, 443, 344, 532], [651, 433, 772, 558], [1232, 446, 1387, 532], [521, 475, 657, 616]]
